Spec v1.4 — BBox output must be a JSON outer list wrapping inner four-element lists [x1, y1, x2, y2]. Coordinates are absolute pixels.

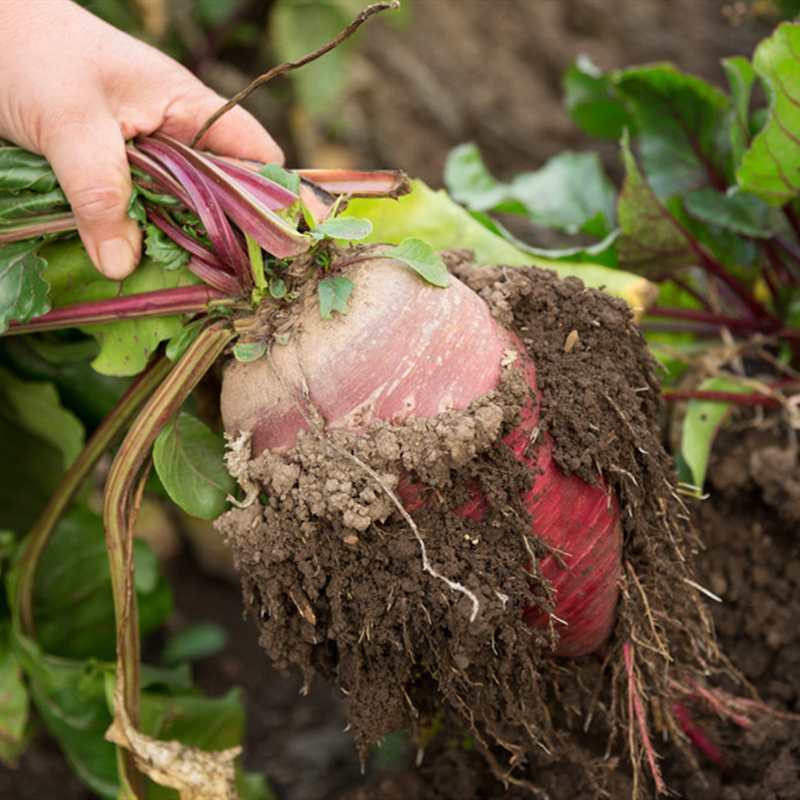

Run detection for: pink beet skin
[[221, 254, 622, 656]]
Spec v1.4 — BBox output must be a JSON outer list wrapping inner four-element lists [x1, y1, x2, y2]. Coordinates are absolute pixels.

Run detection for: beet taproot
[[220, 248, 623, 658]]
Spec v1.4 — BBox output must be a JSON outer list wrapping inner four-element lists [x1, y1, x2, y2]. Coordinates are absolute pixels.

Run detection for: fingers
[[43, 110, 141, 281]]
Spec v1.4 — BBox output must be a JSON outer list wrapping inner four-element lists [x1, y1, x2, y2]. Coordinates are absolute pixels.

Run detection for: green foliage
[[0, 240, 51, 332], [445, 143, 616, 237], [737, 23, 800, 203], [382, 238, 450, 287], [443, 22, 800, 491], [318, 274, 356, 319], [153, 412, 237, 520], [42, 238, 201, 376], [311, 215, 373, 241]]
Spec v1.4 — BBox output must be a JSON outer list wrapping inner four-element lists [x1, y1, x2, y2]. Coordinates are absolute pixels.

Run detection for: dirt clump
[[216, 259, 716, 793]]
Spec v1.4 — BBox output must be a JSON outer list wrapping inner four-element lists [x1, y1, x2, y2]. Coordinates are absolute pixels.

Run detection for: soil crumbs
[[215, 261, 778, 798]]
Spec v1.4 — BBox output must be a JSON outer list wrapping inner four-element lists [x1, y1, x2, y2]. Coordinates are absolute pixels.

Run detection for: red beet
[[221, 250, 622, 656]]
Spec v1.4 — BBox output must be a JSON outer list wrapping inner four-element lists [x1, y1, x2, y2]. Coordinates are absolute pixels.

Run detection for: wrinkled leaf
[[17, 642, 119, 799], [737, 22, 800, 204], [318, 275, 355, 319], [614, 63, 732, 197], [685, 188, 785, 238], [0, 335, 129, 427], [144, 225, 191, 271], [311, 216, 372, 241], [616, 131, 697, 275], [0, 240, 51, 332], [41, 238, 202, 376], [0, 188, 68, 220], [153, 413, 236, 520], [383, 238, 450, 287], [562, 55, 633, 139], [506, 151, 616, 237], [679, 376, 758, 489]]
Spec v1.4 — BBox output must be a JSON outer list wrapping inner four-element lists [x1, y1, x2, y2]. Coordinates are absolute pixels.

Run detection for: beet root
[[216, 248, 717, 789], [220, 247, 623, 658]]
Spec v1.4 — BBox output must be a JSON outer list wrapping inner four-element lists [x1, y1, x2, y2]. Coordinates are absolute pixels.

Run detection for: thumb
[[44, 112, 142, 281]]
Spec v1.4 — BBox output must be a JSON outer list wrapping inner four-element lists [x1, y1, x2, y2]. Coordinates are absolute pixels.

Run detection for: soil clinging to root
[[216, 256, 721, 793]]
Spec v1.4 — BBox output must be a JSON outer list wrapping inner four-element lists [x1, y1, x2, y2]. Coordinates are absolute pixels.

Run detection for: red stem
[[645, 305, 766, 333], [3, 284, 233, 335], [662, 390, 783, 407]]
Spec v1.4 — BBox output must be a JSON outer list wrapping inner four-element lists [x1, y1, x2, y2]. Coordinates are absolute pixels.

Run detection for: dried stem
[[191, 1, 400, 149]]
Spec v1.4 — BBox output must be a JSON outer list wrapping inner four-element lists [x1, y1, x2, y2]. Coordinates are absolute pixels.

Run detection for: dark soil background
[[3, 2, 799, 799]]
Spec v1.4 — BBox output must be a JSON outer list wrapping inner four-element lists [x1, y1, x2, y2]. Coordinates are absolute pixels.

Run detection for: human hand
[[0, 0, 284, 280]]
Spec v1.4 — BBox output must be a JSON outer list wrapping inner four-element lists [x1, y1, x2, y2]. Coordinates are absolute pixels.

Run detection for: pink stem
[[3, 284, 232, 335], [624, 642, 667, 795]]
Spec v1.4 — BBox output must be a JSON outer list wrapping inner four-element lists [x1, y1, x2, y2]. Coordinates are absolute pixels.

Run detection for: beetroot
[[220, 248, 623, 658], [216, 247, 723, 791]]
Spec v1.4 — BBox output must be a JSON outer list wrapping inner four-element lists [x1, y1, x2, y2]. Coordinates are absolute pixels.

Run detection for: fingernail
[[98, 237, 137, 280]]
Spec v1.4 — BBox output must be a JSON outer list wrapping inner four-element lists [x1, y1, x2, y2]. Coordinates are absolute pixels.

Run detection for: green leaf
[[0, 335, 129, 427], [722, 55, 758, 167], [153, 412, 236, 520], [0, 627, 30, 766], [0, 365, 84, 469], [18, 643, 119, 799], [140, 686, 245, 756], [144, 226, 191, 271], [616, 131, 697, 275], [0, 187, 68, 220], [41, 238, 202, 376], [679, 376, 758, 489], [269, 277, 287, 299], [161, 622, 230, 666], [311, 216, 373, 241], [166, 319, 206, 362], [318, 275, 355, 319], [684, 188, 785, 238], [614, 64, 732, 197], [445, 144, 616, 237], [737, 22, 800, 205], [382, 238, 450, 287], [0, 143, 59, 192], [346, 180, 655, 309], [234, 341, 267, 362], [33, 509, 172, 661], [0, 240, 51, 332], [443, 143, 516, 212], [506, 152, 616, 237], [562, 55, 633, 139], [257, 163, 301, 195]]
